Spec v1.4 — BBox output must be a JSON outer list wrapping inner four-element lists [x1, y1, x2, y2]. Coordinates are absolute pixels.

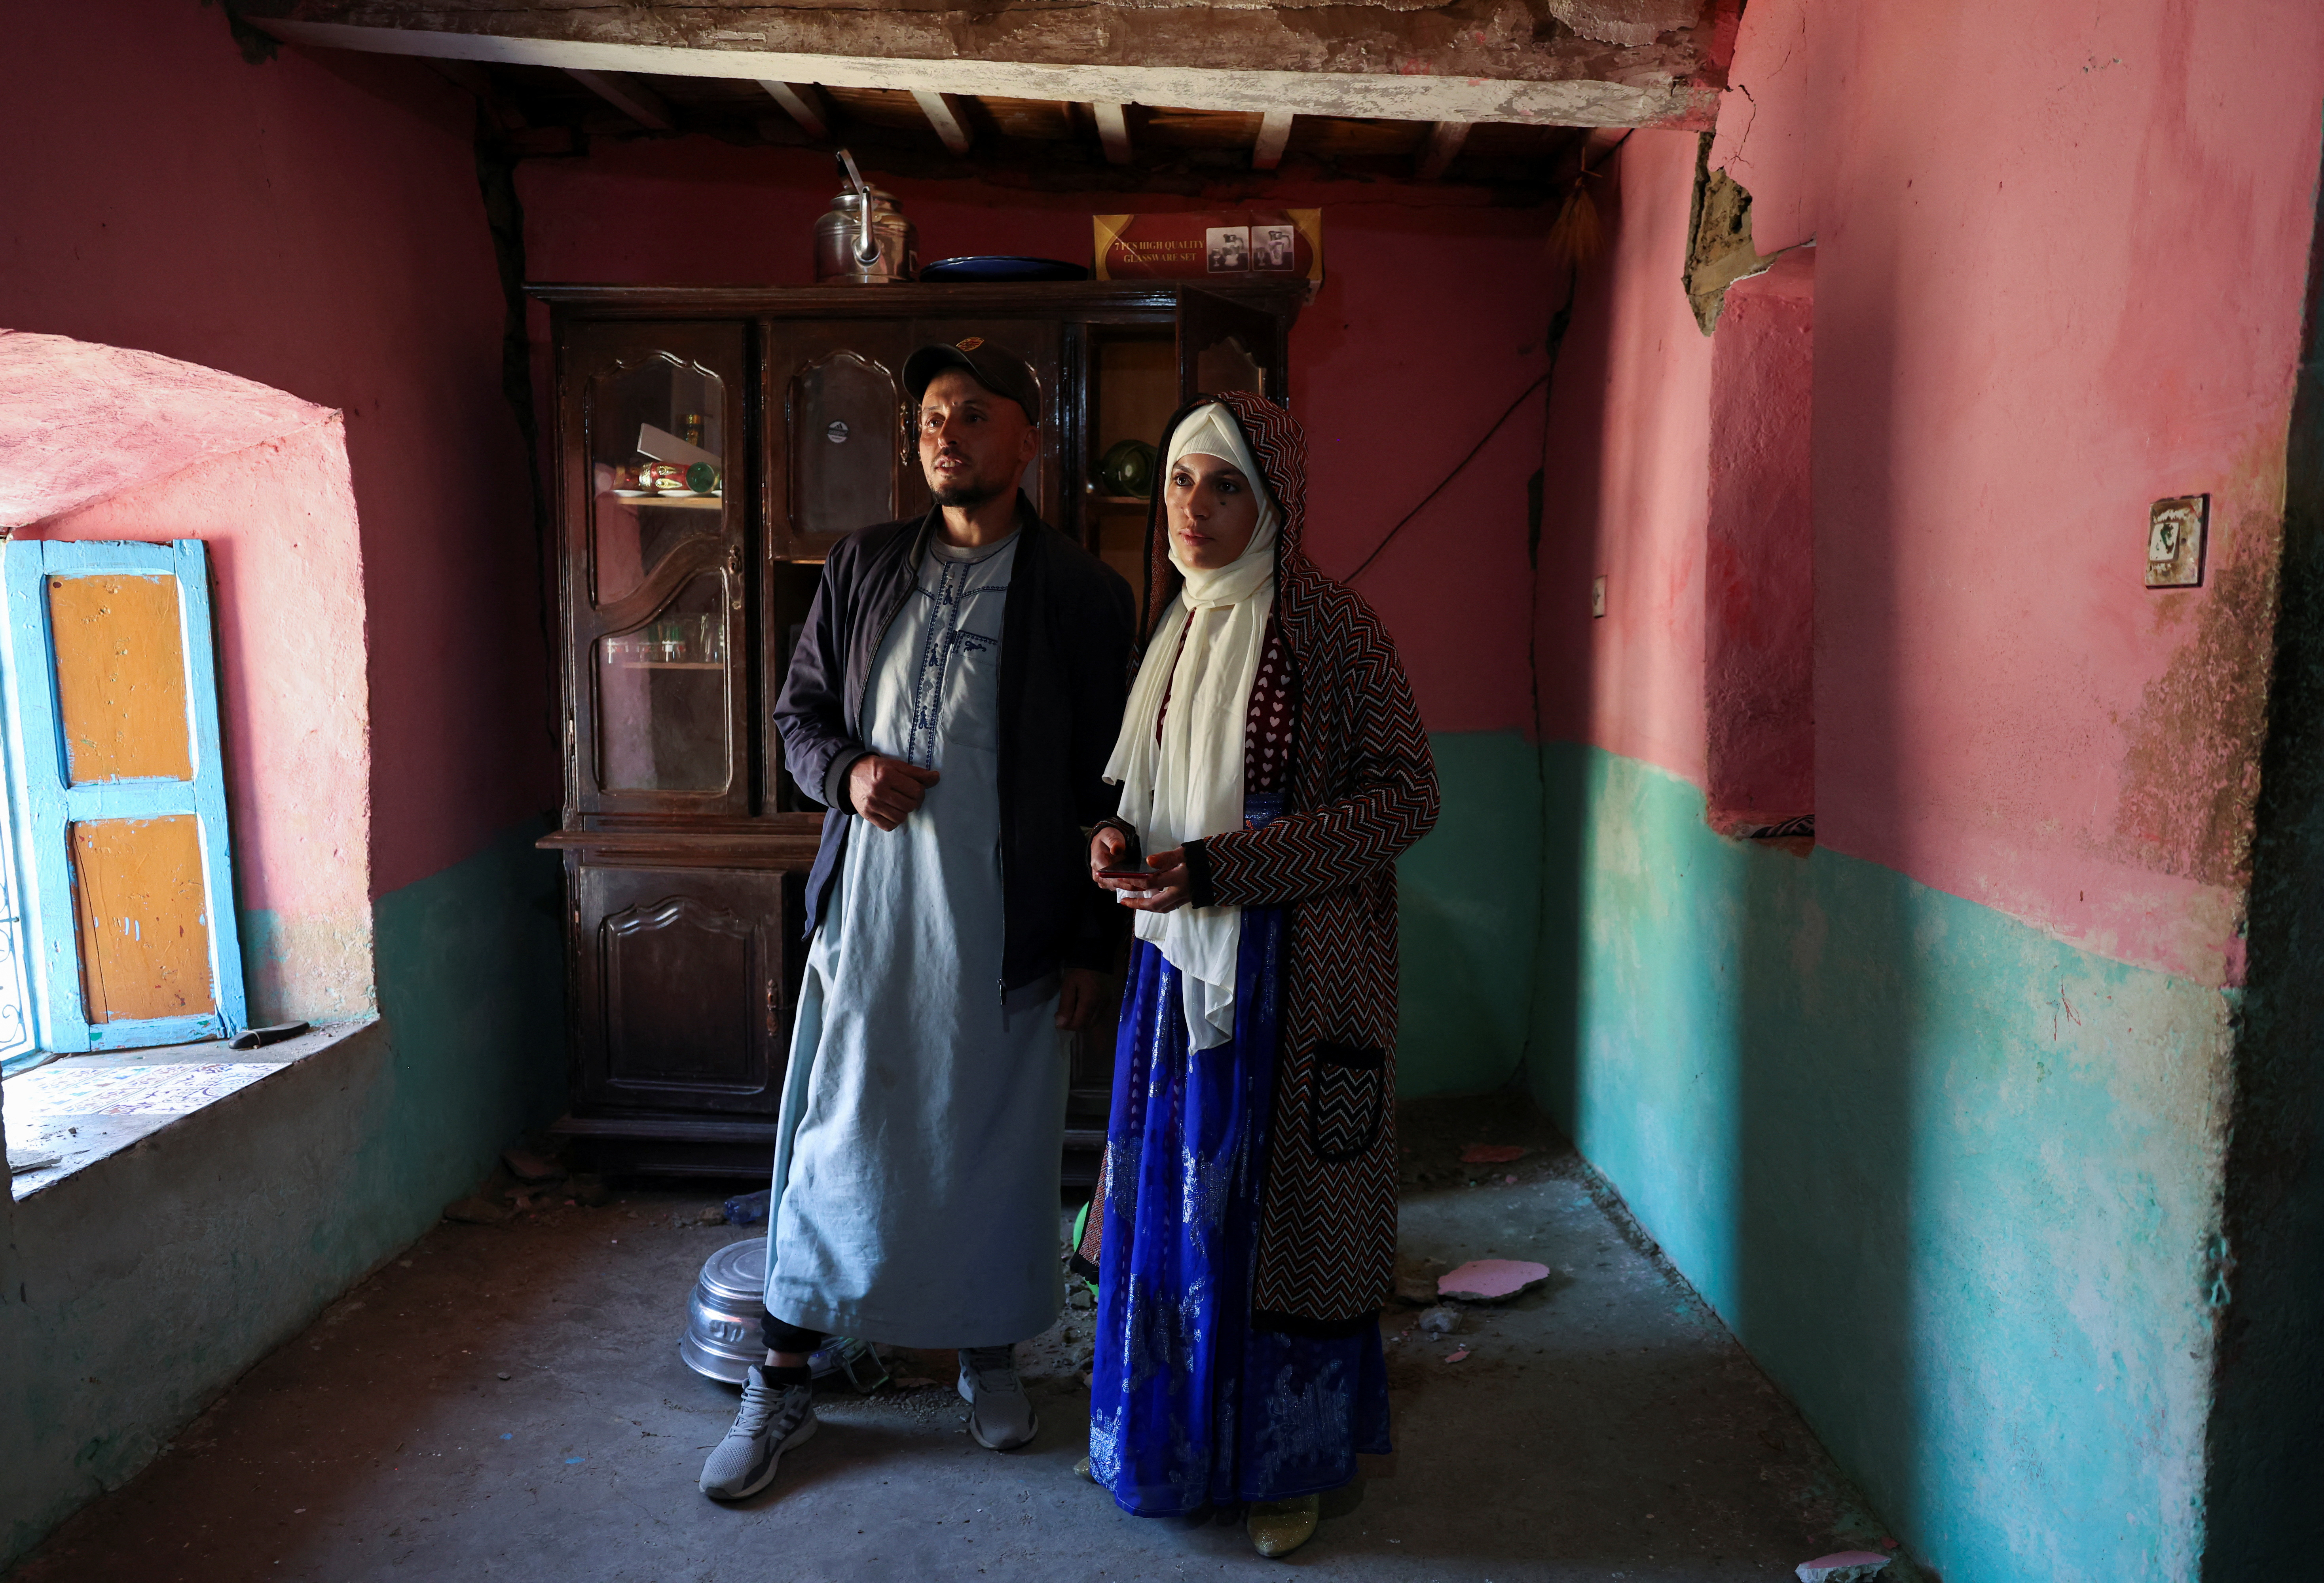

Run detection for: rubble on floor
[[12, 1097, 1925, 1582]]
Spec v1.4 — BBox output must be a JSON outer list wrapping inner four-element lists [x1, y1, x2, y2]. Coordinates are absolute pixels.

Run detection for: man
[[698, 340, 1135, 1501]]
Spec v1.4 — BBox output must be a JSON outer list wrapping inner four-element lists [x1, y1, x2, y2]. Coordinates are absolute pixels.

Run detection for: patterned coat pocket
[[1308, 1040, 1387, 1163]]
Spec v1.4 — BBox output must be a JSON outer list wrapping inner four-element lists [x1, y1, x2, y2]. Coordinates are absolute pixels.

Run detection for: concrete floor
[[10, 1099, 1914, 1582]]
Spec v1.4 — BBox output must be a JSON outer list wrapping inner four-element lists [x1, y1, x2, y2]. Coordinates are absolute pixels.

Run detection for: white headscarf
[[1103, 404, 1279, 1049]]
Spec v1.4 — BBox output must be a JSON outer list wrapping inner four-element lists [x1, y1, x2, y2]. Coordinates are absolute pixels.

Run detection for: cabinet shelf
[[601, 493, 724, 510], [1086, 494, 1152, 508], [611, 661, 725, 670]]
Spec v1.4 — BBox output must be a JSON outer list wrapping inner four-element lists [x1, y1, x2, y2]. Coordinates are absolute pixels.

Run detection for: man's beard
[[932, 475, 1005, 508]]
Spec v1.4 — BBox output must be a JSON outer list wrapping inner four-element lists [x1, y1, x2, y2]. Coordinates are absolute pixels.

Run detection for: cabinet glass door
[[565, 323, 749, 816], [766, 323, 913, 561], [1176, 288, 1282, 406]]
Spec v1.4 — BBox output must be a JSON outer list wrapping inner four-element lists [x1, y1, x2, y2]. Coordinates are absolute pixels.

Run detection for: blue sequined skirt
[[1088, 796, 1391, 1516]]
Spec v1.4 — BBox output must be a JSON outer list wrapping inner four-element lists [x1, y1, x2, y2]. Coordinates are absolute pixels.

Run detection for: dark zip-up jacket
[[774, 494, 1137, 991]]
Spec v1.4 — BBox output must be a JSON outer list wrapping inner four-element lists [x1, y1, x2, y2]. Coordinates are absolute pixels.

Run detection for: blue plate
[[920, 255, 1089, 282]]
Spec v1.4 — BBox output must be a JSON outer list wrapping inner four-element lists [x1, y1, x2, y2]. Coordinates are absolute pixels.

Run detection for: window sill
[[3, 1018, 378, 1201]]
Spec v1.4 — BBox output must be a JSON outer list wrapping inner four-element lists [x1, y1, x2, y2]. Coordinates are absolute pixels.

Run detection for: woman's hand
[[1106, 847, 1190, 913], [1089, 824, 1129, 878]]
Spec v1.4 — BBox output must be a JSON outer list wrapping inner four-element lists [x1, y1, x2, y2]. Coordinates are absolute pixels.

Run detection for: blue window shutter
[[4, 539, 247, 1051]]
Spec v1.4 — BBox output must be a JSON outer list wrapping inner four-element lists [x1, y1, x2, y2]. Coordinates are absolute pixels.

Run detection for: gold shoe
[[1246, 1495, 1320, 1558]]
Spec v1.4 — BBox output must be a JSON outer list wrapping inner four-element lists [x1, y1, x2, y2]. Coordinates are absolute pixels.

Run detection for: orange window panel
[[69, 815, 216, 1024], [48, 573, 192, 784]]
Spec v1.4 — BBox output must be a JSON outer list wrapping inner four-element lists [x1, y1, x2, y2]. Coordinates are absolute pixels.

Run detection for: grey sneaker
[[699, 1366, 816, 1500], [958, 1345, 1038, 1450]]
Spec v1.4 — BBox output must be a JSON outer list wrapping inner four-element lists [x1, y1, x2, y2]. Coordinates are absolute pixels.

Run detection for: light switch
[[1591, 576, 1607, 618], [2146, 495, 2207, 588]]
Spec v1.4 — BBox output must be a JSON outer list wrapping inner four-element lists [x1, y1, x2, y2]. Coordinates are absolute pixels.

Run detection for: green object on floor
[[1247, 1494, 1320, 1557], [1070, 1201, 1098, 1296]]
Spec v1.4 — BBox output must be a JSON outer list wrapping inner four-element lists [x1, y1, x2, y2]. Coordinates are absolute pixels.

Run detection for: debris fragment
[[1795, 1552, 1893, 1582], [1503, 1173, 1518, 1184], [1460, 1144, 1528, 1164], [724, 1186, 773, 1226], [496, 1372, 511, 1381], [443, 1196, 511, 1225], [1417, 1306, 1462, 1336], [1443, 1347, 1470, 1363], [1392, 1255, 1440, 1306], [1438, 1259, 1552, 1302], [568, 1172, 610, 1207], [501, 1143, 563, 1182], [230, 1021, 311, 1050], [8, 1146, 62, 1175]]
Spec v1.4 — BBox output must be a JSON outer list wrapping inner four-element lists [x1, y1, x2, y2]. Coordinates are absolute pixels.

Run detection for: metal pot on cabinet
[[814, 149, 915, 284]]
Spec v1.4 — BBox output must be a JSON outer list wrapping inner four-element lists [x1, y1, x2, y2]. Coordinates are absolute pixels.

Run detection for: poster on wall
[[1092, 209, 1324, 283]]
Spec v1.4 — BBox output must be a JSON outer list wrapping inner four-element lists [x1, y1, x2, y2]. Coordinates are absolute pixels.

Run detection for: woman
[[1077, 391, 1440, 1558]]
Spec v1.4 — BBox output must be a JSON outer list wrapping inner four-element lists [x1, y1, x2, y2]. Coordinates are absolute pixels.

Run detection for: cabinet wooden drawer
[[572, 864, 800, 1115]]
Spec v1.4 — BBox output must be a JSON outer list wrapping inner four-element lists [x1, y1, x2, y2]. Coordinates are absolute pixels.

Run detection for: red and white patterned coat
[[1144, 389, 1441, 1331]]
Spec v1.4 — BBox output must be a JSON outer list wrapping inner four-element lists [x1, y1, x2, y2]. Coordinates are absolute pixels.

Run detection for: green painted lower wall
[[0, 818, 563, 1569], [1527, 742, 2229, 1583], [360, 816, 569, 1218], [1396, 729, 1543, 1097]]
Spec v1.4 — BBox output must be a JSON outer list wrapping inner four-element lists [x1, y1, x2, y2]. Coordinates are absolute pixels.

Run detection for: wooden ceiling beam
[[243, 4, 1732, 129], [1091, 102, 1133, 165], [562, 67, 673, 131], [1416, 120, 1470, 180], [911, 89, 975, 155], [758, 80, 830, 139], [1250, 110, 1292, 171]]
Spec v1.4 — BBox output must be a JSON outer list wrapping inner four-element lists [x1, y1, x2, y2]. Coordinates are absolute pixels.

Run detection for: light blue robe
[[764, 532, 1070, 1349]]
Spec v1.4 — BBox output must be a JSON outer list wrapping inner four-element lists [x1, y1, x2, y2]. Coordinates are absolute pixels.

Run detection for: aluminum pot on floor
[[680, 1238, 889, 1391]]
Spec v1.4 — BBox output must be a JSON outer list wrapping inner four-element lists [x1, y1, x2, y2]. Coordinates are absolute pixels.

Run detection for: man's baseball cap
[[903, 338, 1042, 424]]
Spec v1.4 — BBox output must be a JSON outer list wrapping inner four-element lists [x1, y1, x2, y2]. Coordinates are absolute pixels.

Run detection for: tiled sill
[[3, 1018, 376, 1201]]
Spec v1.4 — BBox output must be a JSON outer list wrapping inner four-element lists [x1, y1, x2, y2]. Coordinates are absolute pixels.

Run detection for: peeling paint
[[1682, 135, 1773, 333], [2112, 445, 2287, 890]]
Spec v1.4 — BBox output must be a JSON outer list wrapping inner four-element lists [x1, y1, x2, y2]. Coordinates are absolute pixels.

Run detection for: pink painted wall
[[34, 423, 374, 1023], [1703, 254, 1815, 826], [1536, 129, 1715, 780], [0, 7, 552, 898], [0, 332, 373, 1021], [1539, 0, 2324, 986], [520, 141, 1553, 736]]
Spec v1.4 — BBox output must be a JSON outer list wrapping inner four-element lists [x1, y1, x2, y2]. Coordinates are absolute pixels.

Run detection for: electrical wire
[[1344, 131, 1630, 586], [1343, 368, 1552, 585]]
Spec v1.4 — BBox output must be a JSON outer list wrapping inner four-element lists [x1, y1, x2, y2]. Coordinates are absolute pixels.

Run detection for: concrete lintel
[[251, 19, 1718, 129], [562, 67, 674, 131]]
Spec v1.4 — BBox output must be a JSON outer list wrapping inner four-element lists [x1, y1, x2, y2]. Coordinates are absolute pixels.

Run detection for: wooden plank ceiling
[[464, 64, 1595, 197]]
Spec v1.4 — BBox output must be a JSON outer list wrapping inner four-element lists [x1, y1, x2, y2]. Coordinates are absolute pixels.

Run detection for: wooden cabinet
[[533, 281, 1304, 1178], [573, 864, 797, 1114]]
